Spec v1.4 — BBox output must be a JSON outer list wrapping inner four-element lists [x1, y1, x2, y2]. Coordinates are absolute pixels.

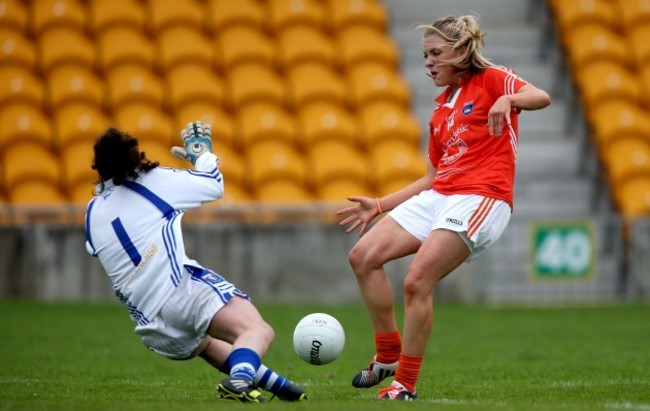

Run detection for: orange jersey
[[428, 66, 528, 209]]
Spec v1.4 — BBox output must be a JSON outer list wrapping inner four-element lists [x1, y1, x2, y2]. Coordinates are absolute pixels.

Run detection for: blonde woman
[[337, 15, 551, 400]]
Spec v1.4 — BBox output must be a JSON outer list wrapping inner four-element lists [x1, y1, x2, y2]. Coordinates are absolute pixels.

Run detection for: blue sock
[[220, 361, 290, 395], [255, 365, 290, 395], [224, 348, 261, 382]]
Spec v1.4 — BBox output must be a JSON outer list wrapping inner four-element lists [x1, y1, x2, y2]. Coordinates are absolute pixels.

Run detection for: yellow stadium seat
[[205, 0, 266, 33], [113, 102, 175, 144], [267, 0, 326, 33], [227, 63, 287, 111], [295, 101, 358, 149], [47, 64, 105, 110], [70, 182, 96, 205], [286, 62, 348, 109], [325, 0, 388, 32], [30, 0, 87, 36], [308, 140, 369, 188], [0, 0, 29, 34], [61, 139, 95, 194], [198, 181, 251, 211], [245, 140, 307, 189], [174, 102, 237, 149], [105, 64, 165, 110], [0, 66, 45, 108], [316, 179, 374, 202], [216, 26, 277, 72], [613, 0, 650, 32], [236, 102, 297, 151], [575, 61, 644, 122], [640, 65, 650, 98], [254, 180, 314, 202], [37, 27, 96, 74], [347, 62, 411, 109], [88, 0, 145, 35], [336, 25, 399, 70], [9, 180, 68, 205], [213, 143, 246, 188], [615, 176, 650, 219], [358, 101, 421, 148], [605, 137, 650, 190], [97, 26, 156, 72], [53, 103, 110, 147], [564, 24, 632, 71], [276, 25, 339, 70], [145, 0, 205, 34], [165, 63, 226, 111], [0, 103, 53, 150], [156, 26, 216, 73], [0, 28, 37, 70], [370, 140, 427, 195], [217, 181, 251, 203], [137, 139, 187, 170], [549, 0, 618, 33], [629, 25, 650, 70], [591, 100, 650, 150], [2, 141, 62, 192]]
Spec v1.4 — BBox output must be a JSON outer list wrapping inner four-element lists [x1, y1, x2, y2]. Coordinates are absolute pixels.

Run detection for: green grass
[[0, 300, 649, 411]]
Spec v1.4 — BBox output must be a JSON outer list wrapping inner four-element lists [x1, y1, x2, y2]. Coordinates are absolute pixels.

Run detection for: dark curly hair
[[92, 127, 159, 194]]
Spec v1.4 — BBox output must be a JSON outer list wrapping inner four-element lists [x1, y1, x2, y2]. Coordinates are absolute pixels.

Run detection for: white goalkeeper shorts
[[134, 265, 249, 360], [388, 189, 511, 261]]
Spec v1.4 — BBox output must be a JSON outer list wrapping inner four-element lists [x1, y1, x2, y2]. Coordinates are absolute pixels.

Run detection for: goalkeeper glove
[[171, 121, 214, 165]]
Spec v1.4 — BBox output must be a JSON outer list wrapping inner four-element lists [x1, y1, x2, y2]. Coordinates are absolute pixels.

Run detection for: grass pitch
[[0, 300, 648, 411]]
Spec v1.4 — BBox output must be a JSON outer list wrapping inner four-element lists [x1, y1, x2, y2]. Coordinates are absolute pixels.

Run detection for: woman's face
[[422, 33, 464, 89]]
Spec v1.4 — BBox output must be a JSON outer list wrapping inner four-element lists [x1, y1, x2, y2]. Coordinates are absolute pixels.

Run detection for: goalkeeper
[[84, 122, 306, 403]]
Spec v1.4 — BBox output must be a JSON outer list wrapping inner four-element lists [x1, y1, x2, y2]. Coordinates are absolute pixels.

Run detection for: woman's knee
[[403, 269, 437, 300], [259, 321, 275, 345], [348, 242, 381, 275]]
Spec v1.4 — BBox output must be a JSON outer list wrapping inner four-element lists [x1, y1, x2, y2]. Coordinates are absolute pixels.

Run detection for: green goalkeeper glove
[[171, 121, 214, 165]]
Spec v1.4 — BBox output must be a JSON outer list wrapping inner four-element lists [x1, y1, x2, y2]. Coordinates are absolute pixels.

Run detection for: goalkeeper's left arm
[[171, 121, 214, 166]]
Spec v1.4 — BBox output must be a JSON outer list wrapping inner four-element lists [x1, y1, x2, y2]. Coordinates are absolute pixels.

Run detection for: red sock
[[374, 331, 401, 364], [394, 353, 422, 393]]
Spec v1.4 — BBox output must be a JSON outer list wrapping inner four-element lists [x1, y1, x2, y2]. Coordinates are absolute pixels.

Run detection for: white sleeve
[[146, 152, 224, 210]]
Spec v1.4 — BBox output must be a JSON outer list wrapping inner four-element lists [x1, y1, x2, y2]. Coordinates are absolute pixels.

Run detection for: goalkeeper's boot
[[377, 381, 417, 401], [217, 377, 267, 403], [274, 381, 309, 401], [351, 355, 398, 388]]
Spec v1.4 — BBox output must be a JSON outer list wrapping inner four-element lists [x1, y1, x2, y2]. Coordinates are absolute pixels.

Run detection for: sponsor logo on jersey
[[462, 101, 474, 115], [446, 109, 457, 131], [441, 124, 469, 165]]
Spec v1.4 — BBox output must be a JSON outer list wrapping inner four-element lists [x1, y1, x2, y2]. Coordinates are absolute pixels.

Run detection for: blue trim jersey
[[84, 153, 223, 324]]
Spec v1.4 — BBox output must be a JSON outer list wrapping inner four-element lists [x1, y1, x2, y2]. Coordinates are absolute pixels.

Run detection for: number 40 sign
[[530, 221, 595, 279]]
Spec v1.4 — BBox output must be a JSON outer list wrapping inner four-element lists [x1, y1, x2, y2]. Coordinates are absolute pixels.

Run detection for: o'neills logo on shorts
[[445, 217, 463, 226]]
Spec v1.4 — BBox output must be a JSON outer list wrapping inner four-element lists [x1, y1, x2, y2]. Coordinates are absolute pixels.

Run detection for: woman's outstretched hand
[[336, 196, 381, 237]]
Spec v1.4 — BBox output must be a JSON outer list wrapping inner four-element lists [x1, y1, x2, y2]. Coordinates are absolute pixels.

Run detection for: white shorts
[[388, 190, 512, 261], [134, 265, 249, 360]]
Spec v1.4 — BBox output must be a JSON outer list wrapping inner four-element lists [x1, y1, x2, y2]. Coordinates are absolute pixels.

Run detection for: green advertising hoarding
[[530, 221, 595, 279]]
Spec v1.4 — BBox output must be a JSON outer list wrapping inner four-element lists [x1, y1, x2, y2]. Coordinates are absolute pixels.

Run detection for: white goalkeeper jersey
[[84, 153, 223, 325]]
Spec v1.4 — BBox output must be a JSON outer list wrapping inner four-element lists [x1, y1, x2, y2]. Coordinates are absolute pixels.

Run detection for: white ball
[[293, 313, 345, 365]]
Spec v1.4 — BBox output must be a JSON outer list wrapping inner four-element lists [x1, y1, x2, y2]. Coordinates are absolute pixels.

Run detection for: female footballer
[[337, 15, 551, 400]]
